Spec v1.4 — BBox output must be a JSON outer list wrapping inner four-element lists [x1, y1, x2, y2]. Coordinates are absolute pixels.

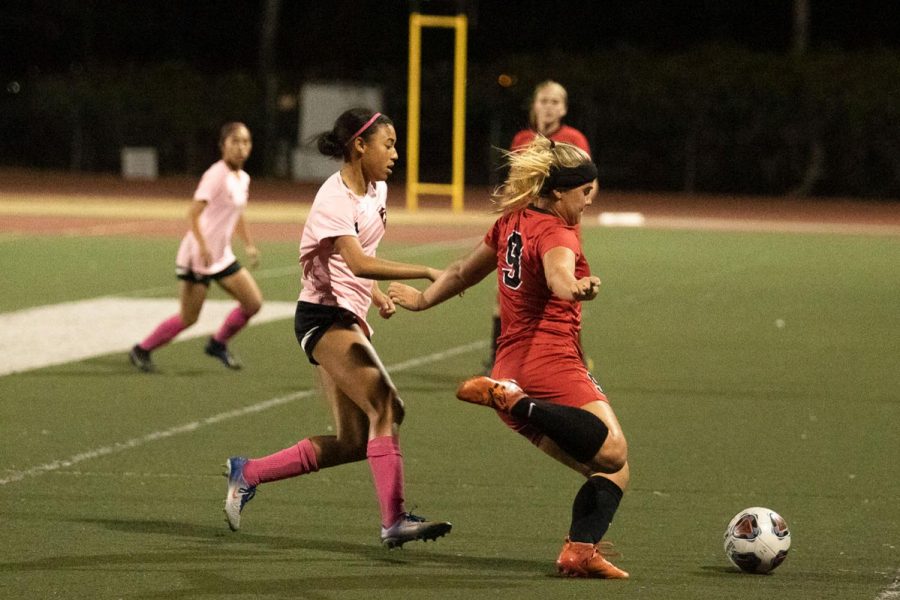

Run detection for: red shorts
[[492, 340, 607, 445]]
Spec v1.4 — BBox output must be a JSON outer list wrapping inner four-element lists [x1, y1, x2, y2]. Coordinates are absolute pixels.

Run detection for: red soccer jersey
[[485, 206, 590, 350], [510, 125, 591, 155]]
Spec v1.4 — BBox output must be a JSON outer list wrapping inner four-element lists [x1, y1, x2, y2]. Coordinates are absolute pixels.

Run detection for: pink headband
[[346, 112, 382, 145]]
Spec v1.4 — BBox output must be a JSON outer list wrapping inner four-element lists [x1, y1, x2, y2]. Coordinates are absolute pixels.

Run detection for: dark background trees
[[2, 1, 900, 197]]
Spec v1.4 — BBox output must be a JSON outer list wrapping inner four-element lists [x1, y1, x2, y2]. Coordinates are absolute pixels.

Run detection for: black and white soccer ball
[[723, 506, 791, 574]]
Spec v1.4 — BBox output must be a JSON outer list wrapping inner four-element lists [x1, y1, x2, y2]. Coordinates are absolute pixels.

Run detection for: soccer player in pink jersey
[[129, 122, 262, 372], [486, 80, 592, 373], [389, 138, 630, 578], [223, 108, 452, 548]]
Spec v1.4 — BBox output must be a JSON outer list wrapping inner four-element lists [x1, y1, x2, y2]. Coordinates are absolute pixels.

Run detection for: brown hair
[[219, 122, 250, 147], [316, 108, 394, 162]]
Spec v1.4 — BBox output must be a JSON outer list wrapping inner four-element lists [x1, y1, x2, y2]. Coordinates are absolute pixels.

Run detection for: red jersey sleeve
[[536, 226, 580, 258]]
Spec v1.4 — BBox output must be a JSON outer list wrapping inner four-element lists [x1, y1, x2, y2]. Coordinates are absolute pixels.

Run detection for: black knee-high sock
[[569, 476, 623, 544], [489, 316, 501, 359], [510, 398, 608, 463]]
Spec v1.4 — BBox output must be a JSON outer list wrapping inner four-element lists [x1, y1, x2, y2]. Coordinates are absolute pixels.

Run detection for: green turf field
[[1, 227, 898, 599]]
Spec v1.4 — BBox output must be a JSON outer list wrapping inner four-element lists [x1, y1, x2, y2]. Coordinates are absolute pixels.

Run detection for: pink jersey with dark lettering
[[298, 171, 388, 336], [176, 160, 249, 275]]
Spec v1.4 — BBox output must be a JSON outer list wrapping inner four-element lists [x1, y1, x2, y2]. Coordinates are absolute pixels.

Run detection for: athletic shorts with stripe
[[294, 300, 365, 365], [175, 260, 242, 286]]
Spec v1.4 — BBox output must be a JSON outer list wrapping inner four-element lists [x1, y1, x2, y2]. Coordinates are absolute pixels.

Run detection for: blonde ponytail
[[492, 136, 592, 214]]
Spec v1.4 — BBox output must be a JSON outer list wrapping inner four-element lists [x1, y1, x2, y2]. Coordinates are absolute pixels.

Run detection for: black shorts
[[294, 301, 362, 365], [176, 261, 242, 286]]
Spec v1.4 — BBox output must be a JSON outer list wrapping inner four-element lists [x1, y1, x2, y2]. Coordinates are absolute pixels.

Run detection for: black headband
[[540, 162, 598, 195]]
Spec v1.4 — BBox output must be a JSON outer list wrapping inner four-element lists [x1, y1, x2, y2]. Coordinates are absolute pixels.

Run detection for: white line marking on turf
[[0, 297, 297, 376], [598, 212, 646, 227], [0, 340, 487, 486], [877, 569, 900, 600], [0, 236, 484, 375]]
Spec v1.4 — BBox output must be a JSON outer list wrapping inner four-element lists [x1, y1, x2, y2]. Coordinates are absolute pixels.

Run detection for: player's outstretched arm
[[334, 235, 439, 281], [389, 241, 496, 311]]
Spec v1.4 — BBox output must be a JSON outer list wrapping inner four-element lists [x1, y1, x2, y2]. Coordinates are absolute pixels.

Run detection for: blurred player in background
[[485, 80, 592, 372], [510, 80, 591, 153], [389, 137, 630, 578], [129, 122, 262, 372], [222, 108, 452, 549]]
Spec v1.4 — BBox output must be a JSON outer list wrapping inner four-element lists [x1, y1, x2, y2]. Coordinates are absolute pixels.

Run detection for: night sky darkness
[[3, 1, 900, 77]]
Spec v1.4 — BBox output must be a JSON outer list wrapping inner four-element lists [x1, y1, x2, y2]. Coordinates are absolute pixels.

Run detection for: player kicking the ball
[[389, 137, 629, 578]]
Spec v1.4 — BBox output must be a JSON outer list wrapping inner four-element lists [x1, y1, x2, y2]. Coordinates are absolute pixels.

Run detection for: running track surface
[[1, 168, 898, 241]]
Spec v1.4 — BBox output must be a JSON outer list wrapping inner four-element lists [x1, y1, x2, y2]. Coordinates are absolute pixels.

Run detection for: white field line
[[877, 569, 900, 600], [0, 236, 483, 374], [0, 339, 487, 486], [0, 236, 487, 485], [0, 298, 297, 376]]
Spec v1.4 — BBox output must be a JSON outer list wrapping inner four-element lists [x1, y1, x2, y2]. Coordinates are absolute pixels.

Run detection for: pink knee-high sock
[[214, 307, 253, 344], [367, 436, 406, 527], [140, 314, 188, 351], [242, 439, 319, 487]]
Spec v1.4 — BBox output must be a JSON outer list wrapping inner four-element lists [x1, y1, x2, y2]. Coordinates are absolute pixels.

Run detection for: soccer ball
[[723, 506, 791, 574]]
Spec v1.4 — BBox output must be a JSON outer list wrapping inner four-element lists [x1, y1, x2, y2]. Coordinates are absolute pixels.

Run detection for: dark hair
[[316, 108, 393, 161], [219, 122, 249, 147]]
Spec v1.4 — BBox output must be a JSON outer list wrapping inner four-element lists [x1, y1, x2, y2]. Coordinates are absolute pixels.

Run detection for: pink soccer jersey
[[299, 171, 388, 336], [175, 160, 250, 275]]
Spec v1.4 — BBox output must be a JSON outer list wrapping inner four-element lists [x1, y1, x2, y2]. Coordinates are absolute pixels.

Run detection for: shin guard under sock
[[490, 315, 501, 358], [367, 436, 406, 527], [243, 438, 319, 486], [569, 475, 624, 544], [140, 314, 187, 351], [510, 398, 608, 463], [214, 307, 253, 344]]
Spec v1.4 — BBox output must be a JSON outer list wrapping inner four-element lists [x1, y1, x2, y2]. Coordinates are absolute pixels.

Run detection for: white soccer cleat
[[223, 456, 257, 531], [380, 513, 452, 549]]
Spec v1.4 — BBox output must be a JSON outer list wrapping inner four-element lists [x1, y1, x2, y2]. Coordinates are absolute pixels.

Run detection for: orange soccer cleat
[[455, 376, 526, 412], [556, 538, 630, 579]]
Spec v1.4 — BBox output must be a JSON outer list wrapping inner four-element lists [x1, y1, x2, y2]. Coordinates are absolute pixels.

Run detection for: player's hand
[[200, 245, 214, 267], [388, 282, 425, 311], [372, 287, 396, 319], [245, 244, 260, 269], [572, 276, 601, 301], [377, 297, 396, 319]]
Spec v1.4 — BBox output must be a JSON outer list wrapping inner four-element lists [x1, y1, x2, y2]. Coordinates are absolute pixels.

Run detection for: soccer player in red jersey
[[510, 80, 591, 154], [389, 137, 630, 579], [485, 80, 592, 372]]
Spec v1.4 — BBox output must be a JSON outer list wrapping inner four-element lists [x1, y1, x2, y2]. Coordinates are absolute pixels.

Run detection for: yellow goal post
[[406, 9, 467, 213]]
